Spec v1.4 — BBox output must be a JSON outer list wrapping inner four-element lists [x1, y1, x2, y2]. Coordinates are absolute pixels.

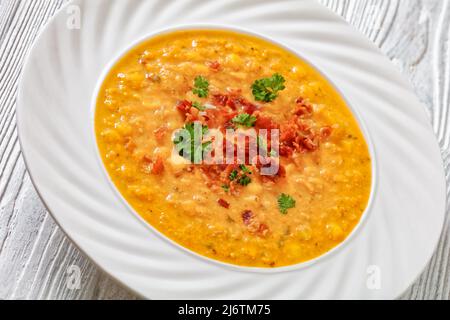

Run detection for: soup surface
[[95, 30, 372, 268]]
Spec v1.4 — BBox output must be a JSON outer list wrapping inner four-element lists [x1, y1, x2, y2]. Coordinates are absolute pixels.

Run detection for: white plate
[[17, 0, 446, 299]]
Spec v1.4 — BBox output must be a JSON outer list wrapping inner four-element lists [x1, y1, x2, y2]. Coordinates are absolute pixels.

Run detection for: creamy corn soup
[[95, 30, 372, 268]]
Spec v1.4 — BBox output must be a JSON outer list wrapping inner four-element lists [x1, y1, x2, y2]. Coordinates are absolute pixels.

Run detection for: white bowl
[[90, 24, 379, 274], [17, 0, 446, 299]]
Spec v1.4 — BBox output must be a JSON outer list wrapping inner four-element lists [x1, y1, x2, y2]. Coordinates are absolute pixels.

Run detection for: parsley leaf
[[222, 185, 230, 192], [193, 76, 209, 98], [239, 164, 252, 174], [237, 175, 252, 186], [229, 170, 238, 181], [232, 113, 257, 128], [278, 193, 296, 214], [230, 166, 252, 186], [192, 101, 206, 111], [173, 122, 211, 163], [251, 73, 286, 102]]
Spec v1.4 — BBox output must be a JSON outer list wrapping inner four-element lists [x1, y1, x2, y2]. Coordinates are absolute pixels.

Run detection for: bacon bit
[[320, 126, 333, 139], [255, 113, 279, 130], [142, 155, 153, 164], [151, 156, 165, 175], [176, 100, 207, 123], [242, 210, 253, 225], [203, 109, 238, 130], [213, 94, 228, 107], [154, 126, 167, 142], [302, 137, 318, 151], [279, 115, 323, 154], [201, 164, 232, 186], [295, 97, 305, 104], [212, 94, 259, 114], [176, 100, 192, 113], [207, 60, 221, 71], [294, 97, 313, 117], [238, 97, 258, 114], [212, 94, 237, 110], [241, 210, 270, 237], [280, 127, 296, 145], [257, 223, 270, 237], [279, 145, 293, 157], [185, 106, 201, 122], [142, 155, 164, 175], [218, 198, 230, 209], [124, 137, 136, 152]]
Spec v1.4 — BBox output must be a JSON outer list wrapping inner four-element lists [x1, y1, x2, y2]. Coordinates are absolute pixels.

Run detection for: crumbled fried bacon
[[279, 145, 293, 157], [257, 223, 270, 237], [154, 126, 167, 142], [174, 86, 333, 188], [302, 137, 318, 151], [186, 106, 201, 122], [152, 157, 165, 174], [142, 155, 152, 163], [294, 97, 313, 117], [176, 100, 207, 123], [278, 113, 331, 155], [206, 60, 221, 71], [254, 113, 279, 130], [237, 97, 258, 114], [213, 94, 235, 109], [242, 210, 253, 225], [320, 126, 333, 139], [176, 100, 192, 114], [212, 94, 259, 114], [241, 210, 270, 237], [142, 155, 164, 175], [218, 198, 230, 209]]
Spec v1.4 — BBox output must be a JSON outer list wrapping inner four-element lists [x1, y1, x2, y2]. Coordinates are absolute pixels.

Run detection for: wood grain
[[0, 0, 448, 300]]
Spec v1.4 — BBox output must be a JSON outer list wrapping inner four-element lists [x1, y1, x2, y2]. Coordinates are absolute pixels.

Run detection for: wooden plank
[[319, 0, 450, 300], [0, 0, 447, 300], [0, 0, 136, 300]]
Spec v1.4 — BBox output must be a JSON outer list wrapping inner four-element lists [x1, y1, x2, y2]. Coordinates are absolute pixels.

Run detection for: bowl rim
[[90, 23, 378, 274]]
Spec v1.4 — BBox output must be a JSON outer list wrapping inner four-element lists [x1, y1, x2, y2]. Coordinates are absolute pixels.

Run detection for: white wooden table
[[0, 0, 448, 300]]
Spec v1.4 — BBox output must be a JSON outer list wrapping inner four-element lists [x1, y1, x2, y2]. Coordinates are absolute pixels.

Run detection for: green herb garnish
[[237, 175, 252, 186], [278, 193, 296, 214], [192, 101, 206, 111], [193, 76, 209, 98], [230, 167, 252, 186], [222, 185, 230, 192], [239, 164, 252, 174], [229, 170, 238, 181], [251, 73, 286, 102], [232, 113, 257, 128], [172, 122, 211, 163]]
